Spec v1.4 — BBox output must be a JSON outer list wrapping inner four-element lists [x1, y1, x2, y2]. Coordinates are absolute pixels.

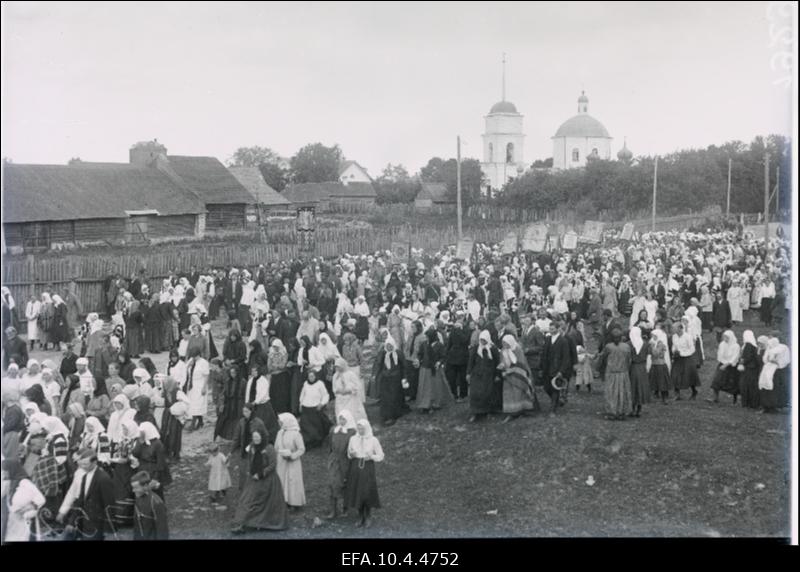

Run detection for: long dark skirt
[[672, 354, 700, 389], [145, 323, 162, 354], [739, 368, 760, 409], [110, 462, 135, 528], [711, 365, 739, 395], [469, 371, 495, 415], [299, 405, 332, 449], [378, 373, 405, 423], [289, 367, 303, 417], [763, 368, 789, 409], [125, 325, 144, 357], [630, 361, 651, 406], [701, 312, 713, 332], [355, 316, 369, 342], [161, 321, 175, 352], [234, 472, 288, 530], [208, 333, 218, 360], [215, 394, 245, 441], [161, 409, 184, 460], [269, 371, 292, 415], [760, 297, 773, 325], [253, 402, 280, 444], [649, 364, 672, 393], [501, 368, 534, 414], [345, 459, 380, 511]]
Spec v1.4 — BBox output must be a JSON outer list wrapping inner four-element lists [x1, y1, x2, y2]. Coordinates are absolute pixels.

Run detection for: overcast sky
[[1, 1, 793, 176]]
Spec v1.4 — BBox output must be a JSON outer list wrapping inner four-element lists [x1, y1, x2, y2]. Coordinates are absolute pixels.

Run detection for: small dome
[[554, 114, 610, 138], [617, 143, 633, 161], [489, 100, 518, 114]]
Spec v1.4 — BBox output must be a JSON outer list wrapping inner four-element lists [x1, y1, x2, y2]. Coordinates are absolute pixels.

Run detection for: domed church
[[551, 91, 612, 169]]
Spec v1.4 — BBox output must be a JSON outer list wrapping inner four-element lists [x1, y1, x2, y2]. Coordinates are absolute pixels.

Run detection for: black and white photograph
[[0, 1, 797, 547]]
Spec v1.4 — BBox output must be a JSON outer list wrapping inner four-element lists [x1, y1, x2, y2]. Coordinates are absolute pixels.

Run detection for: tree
[[290, 143, 343, 184], [419, 157, 485, 207], [68, 157, 82, 165], [531, 158, 553, 168], [374, 163, 420, 204], [228, 146, 289, 191]]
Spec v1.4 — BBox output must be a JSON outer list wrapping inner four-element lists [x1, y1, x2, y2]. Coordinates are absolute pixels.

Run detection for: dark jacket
[[520, 325, 546, 371], [133, 491, 169, 540], [542, 334, 574, 380], [70, 467, 115, 534], [712, 300, 731, 329], [3, 335, 28, 370], [445, 327, 470, 365]]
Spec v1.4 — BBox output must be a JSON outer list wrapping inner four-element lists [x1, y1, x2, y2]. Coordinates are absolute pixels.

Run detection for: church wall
[[552, 136, 612, 169], [485, 114, 524, 134]]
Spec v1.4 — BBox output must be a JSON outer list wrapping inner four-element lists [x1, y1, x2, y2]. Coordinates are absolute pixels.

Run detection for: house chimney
[[129, 139, 167, 167]]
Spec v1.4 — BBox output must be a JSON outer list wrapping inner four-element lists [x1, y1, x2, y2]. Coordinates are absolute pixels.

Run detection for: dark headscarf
[[248, 425, 270, 476]]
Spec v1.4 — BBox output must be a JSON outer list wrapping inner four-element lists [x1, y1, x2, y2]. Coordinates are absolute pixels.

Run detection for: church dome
[[617, 141, 633, 161], [554, 114, 610, 138], [489, 100, 518, 114]]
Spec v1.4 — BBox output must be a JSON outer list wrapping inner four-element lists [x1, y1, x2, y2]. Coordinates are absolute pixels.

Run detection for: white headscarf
[[478, 330, 493, 359], [501, 334, 518, 365], [629, 326, 644, 354], [742, 330, 757, 348], [317, 333, 341, 362], [133, 368, 151, 384], [107, 394, 135, 443], [334, 409, 357, 434], [348, 419, 385, 461], [384, 335, 399, 369], [716, 330, 740, 366]]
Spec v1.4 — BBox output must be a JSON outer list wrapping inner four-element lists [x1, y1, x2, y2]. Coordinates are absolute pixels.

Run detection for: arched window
[[572, 148, 580, 162], [488, 143, 494, 163], [506, 142, 514, 163]]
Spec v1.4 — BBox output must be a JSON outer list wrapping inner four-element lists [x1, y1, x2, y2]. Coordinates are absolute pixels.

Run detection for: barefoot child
[[206, 442, 232, 503]]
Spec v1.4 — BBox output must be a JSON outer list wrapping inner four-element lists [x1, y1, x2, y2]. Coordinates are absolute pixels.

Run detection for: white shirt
[[59, 466, 96, 515], [467, 299, 481, 322], [244, 375, 270, 404], [299, 381, 330, 408], [672, 333, 695, 357]]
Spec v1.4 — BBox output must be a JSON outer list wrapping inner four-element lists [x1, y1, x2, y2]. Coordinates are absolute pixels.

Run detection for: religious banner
[[580, 220, 604, 244], [620, 222, 635, 241], [391, 241, 410, 262], [296, 206, 315, 231], [562, 231, 578, 250], [521, 224, 549, 252], [455, 237, 474, 260], [502, 232, 518, 255]]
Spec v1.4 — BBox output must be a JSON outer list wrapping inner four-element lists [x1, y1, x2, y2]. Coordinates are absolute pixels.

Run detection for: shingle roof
[[282, 183, 334, 204], [2, 163, 206, 223], [333, 181, 376, 198], [416, 182, 451, 203], [228, 167, 291, 206], [165, 156, 255, 205]]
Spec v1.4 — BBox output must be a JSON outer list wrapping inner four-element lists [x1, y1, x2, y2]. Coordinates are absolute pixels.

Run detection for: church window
[[488, 143, 493, 163], [506, 142, 514, 163], [572, 148, 580, 162]]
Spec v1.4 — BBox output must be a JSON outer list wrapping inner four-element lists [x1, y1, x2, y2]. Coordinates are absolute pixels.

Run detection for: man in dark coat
[[711, 290, 732, 343], [487, 274, 504, 311], [541, 321, 574, 414], [3, 327, 28, 370], [131, 471, 169, 540], [277, 309, 300, 350], [444, 318, 470, 401], [57, 448, 115, 540], [519, 316, 546, 386]]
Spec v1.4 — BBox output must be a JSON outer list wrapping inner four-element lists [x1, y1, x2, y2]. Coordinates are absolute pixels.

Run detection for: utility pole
[[457, 136, 463, 240], [651, 156, 658, 232], [775, 163, 780, 222], [764, 153, 770, 246], [726, 158, 731, 217]]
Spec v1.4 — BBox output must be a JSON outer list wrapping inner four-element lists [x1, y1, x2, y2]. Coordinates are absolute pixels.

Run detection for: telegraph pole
[[651, 156, 658, 232], [763, 153, 770, 246], [457, 136, 463, 240], [775, 163, 780, 222], [726, 158, 731, 217]]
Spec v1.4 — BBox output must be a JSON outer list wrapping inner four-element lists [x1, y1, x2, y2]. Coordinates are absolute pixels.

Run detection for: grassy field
[[25, 311, 792, 539]]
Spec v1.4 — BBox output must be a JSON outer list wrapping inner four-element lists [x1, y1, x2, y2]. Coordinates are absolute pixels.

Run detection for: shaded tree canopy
[[374, 163, 420, 204], [420, 157, 485, 207], [228, 146, 289, 191], [290, 143, 343, 184]]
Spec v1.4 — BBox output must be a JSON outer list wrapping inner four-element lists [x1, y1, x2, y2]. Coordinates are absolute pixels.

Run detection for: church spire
[[502, 52, 506, 101]]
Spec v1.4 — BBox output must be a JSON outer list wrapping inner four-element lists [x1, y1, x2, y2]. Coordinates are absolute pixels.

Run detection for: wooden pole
[[764, 153, 770, 246], [726, 158, 731, 217], [651, 156, 658, 232], [457, 136, 463, 240], [775, 163, 780, 222]]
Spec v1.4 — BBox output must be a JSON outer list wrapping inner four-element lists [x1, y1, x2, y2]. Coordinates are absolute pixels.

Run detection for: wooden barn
[[329, 181, 377, 207], [281, 183, 335, 212], [228, 166, 293, 217], [414, 182, 453, 210], [2, 163, 206, 253]]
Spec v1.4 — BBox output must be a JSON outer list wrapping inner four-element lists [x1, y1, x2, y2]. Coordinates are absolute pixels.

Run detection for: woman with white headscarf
[[709, 330, 741, 405], [387, 306, 405, 355], [268, 339, 292, 415], [727, 280, 743, 323], [275, 412, 306, 510], [346, 418, 384, 528], [738, 330, 761, 409], [2, 458, 46, 543], [109, 418, 140, 527], [332, 358, 368, 422], [758, 338, 790, 413], [25, 294, 41, 351], [131, 422, 171, 501], [317, 332, 341, 400], [372, 335, 406, 426], [325, 409, 356, 519], [79, 416, 112, 468], [20, 359, 42, 393], [628, 326, 650, 416], [414, 327, 454, 414], [50, 295, 70, 350], [498, 334, 534, 423], [649, 326, 672, 404], [107, 394, 136, 453]]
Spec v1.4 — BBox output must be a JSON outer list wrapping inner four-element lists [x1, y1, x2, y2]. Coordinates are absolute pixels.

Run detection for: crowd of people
[[0, 224, 793, 540]]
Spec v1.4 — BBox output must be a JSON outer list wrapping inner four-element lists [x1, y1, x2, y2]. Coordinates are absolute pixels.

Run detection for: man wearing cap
[[131, 471, 169, 540], [3, 326, 28, 370], [57, 448, 115, 540]]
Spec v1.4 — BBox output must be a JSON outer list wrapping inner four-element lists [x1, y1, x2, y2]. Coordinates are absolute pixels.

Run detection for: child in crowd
[[206, 442, 232, 503]]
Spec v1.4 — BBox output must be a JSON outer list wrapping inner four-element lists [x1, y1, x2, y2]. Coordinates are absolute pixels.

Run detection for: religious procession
[[0, 221, 792, 541]]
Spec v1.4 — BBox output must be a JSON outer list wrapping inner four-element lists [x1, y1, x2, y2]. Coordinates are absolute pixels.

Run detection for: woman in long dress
[[25, 295, 41, 352], [131, 422, 171, 501], [499, 334, 535, 423], [274, 413, 306, 511], [738, 330, 761, 409], [185, 348, 209, 431], [709, 330, 740, 405], [758, 338, 790, 413], [671, 322, 700, 400], [109, 419, 140, 528], [326, 410, 356, 520], [317, 333, 341, 401], [38, 293, 55, 351], [268, 339, 292, 415], [339, 332, 365, 402], [628, 326, 650, 417], [332, 358, 368, 423], [727, 282, 743, 323], [649, 327, 672, 404], [50, 295, 70, 350], [598, 329, 633, 420], [214, 366, 245, 441], [372, 335, 406, 426], [230, 424, 288, 534], [1, 459, 45, 543], [414, 328, 454, 414], [467, 330, 499, 423], [160, 376, 189, 460], [123, 297, 145, 358], [345, 419, 384, 528], [298, 370, 331, 449]]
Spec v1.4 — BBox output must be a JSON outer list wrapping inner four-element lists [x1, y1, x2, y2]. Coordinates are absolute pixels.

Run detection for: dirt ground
[[23, 310, 792, 539]]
